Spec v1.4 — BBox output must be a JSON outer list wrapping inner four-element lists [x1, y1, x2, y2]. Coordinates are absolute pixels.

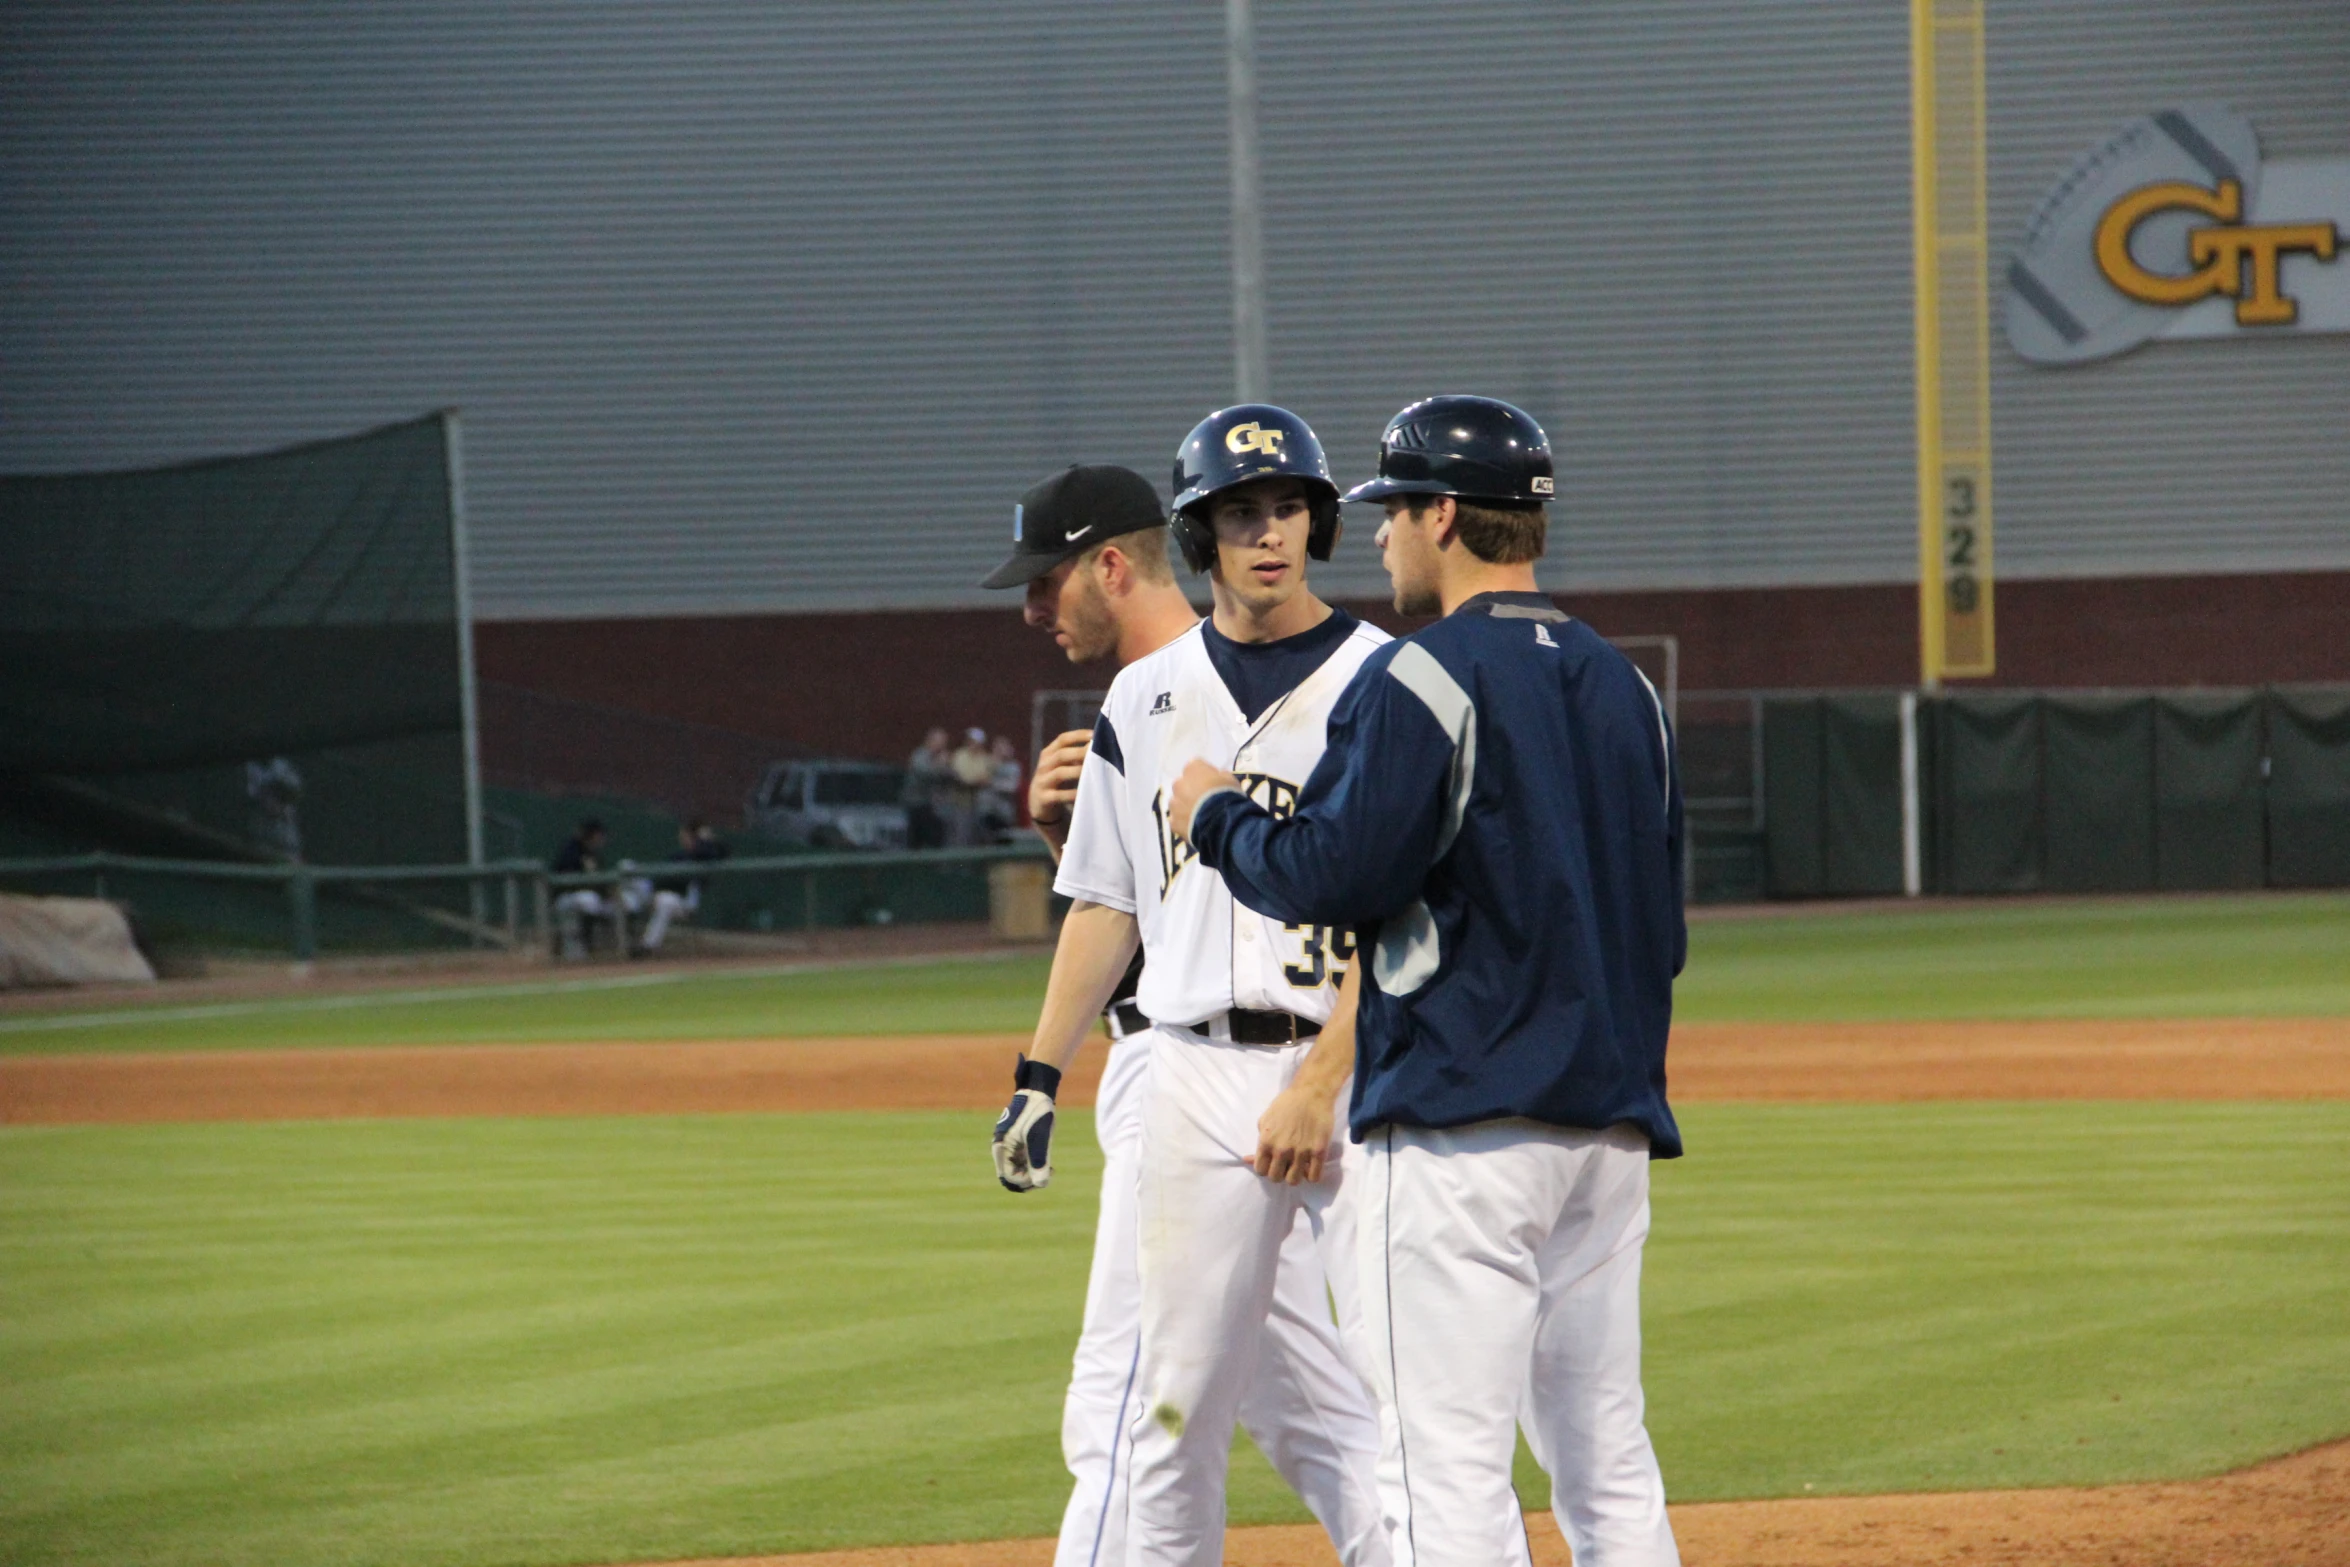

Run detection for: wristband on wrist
[[1013, 1054, 1063, 1099]]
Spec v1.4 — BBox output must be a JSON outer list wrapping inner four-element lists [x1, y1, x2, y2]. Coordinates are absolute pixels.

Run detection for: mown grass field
[[4, 892, 2347, 1055], [3, 1105, 2346, 1567], [2, 892, 2347, 1567]]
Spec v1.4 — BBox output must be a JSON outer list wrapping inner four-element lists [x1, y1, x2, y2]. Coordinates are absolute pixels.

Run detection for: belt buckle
[[1229, 1008, 1294, 1046]]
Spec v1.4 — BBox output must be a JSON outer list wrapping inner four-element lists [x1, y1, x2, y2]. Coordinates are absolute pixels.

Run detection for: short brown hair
[[1084, 526, 1174, 584], [1408, 498, 1547, 564]]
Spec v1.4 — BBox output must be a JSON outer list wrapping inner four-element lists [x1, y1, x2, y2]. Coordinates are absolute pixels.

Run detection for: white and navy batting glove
[[992, 1055, 1061, 1192]]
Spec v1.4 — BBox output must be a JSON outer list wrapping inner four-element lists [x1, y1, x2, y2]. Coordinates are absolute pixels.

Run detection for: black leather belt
[[1108, 1006, 1321, 1044], [1224, 1008, 1321, 1045]]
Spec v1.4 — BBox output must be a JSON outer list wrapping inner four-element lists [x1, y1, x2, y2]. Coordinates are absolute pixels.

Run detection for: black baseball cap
[[980, 464, 1167, 589]]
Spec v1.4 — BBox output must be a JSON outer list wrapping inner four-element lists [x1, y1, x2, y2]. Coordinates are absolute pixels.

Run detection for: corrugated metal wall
[[4, 1, 2344, 618], [1984, 6, 2350, 580]]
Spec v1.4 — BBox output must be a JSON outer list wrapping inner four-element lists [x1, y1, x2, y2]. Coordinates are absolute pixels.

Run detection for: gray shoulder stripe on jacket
[[1633, 667, 1672, 790], [1386, 642, 1478, 859]]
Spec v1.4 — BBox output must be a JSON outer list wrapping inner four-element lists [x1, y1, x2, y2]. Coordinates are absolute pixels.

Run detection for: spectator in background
[[948, 726, 995, 846], [640, 818, 730, 955], [553, 818, 639, 960], [553, 818, 608, 880], [980, 734, 1023, 841], [906, 726, 953, 849], [245, 756, 304, 861]]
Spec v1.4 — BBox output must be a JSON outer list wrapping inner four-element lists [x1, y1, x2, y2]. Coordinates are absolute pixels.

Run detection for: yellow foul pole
[[1911, 0, 1995, 685]]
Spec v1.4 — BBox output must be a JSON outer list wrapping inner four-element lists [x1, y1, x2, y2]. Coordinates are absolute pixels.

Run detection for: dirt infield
[[6, 1016, 2348, 1124], [687, 1436, 2349, 1567]]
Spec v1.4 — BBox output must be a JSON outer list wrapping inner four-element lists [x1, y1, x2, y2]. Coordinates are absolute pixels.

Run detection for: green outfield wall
[[1765, 687, 2350, 898]]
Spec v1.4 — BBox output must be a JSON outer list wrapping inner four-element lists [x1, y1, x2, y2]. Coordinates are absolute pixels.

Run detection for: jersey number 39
[[1282, 923, 1357, 988]]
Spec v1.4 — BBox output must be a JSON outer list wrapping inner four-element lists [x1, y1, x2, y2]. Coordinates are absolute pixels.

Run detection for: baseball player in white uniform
[[995, 408, 1415, 1567], [982, 457, 1388, 1567]]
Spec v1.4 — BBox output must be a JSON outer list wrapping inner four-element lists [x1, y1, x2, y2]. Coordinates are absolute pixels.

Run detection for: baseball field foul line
[[7, 1018, 2348, 1125], [0, 949, 1045, 1035]]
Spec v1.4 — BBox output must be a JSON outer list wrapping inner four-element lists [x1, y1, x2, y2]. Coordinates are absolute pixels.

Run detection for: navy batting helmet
[[1169, 404, 1342, 574], [1340, 396, 1555, 509]]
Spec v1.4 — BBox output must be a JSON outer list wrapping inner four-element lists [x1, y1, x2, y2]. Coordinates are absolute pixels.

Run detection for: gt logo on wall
[[2004, 105, 2349, 365]]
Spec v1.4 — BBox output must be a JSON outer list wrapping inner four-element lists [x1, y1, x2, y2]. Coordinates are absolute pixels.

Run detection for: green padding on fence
[[1762, 698, 1903, 897], [1763, 686, 2348, 903], [2042, 697, 2154, 893], [1822, 696, 1903, 895], [2154, 694, 2265, 890], [2268, 689, 2350, 887], [1762, 700, 1823, 897], [1940, 696, 2040, 894]]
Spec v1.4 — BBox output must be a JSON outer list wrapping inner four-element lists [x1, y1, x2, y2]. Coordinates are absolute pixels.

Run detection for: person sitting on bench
[[639, 818, 729, 954]]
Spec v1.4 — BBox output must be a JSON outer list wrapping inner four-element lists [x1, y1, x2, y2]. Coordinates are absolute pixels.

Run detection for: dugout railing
[[540, 843, 1051, 959], [0, 852, 546, 962], [0, 843, 1053, 964]]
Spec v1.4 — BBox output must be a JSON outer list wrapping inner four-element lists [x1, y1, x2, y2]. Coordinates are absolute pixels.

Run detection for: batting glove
[[992, 1054, 1061, 1192]]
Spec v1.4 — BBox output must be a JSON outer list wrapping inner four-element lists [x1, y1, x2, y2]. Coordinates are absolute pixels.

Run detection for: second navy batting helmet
[[1169, 404, 1342, 574], [1340, 395, 1556, 509]]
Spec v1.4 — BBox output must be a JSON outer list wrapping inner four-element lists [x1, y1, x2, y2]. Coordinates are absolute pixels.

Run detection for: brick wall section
[[1545, 570, 2350, 693], [474, 570, 2350, 765], [475, 608, 1087, 771], [1970, 572, 2350, 689]]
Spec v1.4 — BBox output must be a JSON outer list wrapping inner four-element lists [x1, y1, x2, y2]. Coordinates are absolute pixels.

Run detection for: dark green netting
[[0, 415, 468, 870], [1939, 695, 2041, 893], [1820, 695, 1903, 895], [1763, 687, 2349, 900], [2268, 688, 2350, 887], [2154, 693, 2265, 890], [1762, 698, 1824, 896], [1761, 696, 1902, 896], [2042, 695, 2155, 893]]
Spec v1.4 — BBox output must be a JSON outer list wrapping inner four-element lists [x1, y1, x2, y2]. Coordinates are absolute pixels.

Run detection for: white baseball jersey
[[1054, 615, 1390, 1029]]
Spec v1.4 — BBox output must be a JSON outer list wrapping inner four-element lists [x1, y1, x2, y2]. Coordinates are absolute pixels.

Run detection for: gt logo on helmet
[[1225, 422, 1286, 458]]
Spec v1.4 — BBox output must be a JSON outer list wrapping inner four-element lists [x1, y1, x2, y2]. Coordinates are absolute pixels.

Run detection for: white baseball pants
[[1360, 1119, 1679, 1567], [1120, 1029, 1392, 1567], [1056, 1032, 1387, 1567], [640, 886, 698, 950], [553, 885, 644, 959]]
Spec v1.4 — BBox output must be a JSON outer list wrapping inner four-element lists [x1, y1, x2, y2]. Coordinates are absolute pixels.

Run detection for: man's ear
[[1425, 496, 1461, 551], [1092, 546, 1129, 596]]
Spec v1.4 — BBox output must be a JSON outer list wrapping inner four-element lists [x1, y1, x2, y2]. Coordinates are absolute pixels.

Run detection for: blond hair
[[1083, 526, 1175, 584]]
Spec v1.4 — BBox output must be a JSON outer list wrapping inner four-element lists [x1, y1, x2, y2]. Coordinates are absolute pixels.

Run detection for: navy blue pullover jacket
[[1188, 592, 1685, 1157]]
